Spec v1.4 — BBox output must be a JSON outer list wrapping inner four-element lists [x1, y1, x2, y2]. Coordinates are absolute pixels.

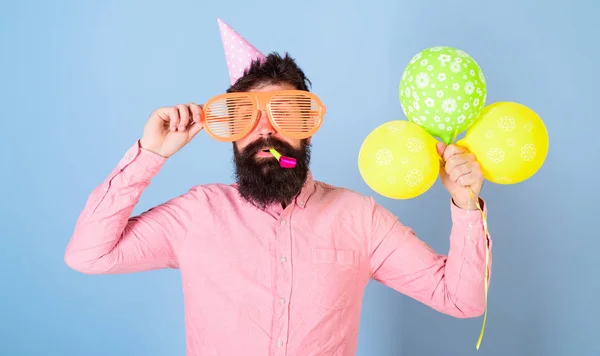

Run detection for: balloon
[[358, 120, 440, 199], [457, 102, 549, 184], [399, 46, 487, 144]]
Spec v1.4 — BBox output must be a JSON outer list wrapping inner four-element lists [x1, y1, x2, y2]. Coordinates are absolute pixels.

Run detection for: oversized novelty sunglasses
[[199, 90, 326, 142]]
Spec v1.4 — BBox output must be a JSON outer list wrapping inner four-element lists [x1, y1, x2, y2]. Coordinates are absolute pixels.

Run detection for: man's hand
[[139, 103, 204, 158], [437, 142, 484, 210]]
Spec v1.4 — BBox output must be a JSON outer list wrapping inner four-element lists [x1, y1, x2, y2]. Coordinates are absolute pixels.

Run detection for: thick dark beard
[[233, 137, 311, 208]]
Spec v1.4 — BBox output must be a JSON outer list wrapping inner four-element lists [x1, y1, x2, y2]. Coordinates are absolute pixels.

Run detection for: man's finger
[[166, 107, 180, 131], [448, 162, 472, 183], [436, 142, 447, 157], [188, 120, 203, 137], [189, 103, 203, 124], [176, 104, 191, 131], [444, 153, 473, 175], [442, 144, 467, 161]]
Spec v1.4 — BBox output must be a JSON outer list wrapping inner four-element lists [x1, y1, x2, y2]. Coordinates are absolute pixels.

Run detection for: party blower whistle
[[269, 148, 296, 168]]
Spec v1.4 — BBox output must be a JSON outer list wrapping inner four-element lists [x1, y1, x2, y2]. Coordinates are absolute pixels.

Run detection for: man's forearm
[[64, 141, 168, 274]]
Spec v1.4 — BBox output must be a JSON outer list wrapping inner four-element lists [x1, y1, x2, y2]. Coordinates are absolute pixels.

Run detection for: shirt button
[[281, 256, 287, 263], [279, 297, 285, 305], [280, 219, 286, 225], [298, 200, 304, 206], [277, 339, 283, 347]]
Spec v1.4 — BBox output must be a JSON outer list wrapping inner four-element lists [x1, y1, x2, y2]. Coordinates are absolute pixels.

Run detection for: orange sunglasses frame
[[199, 90, 326, 142]]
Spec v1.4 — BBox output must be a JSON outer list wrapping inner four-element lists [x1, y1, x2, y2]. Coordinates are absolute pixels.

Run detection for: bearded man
[[65, 18, 491, 356]]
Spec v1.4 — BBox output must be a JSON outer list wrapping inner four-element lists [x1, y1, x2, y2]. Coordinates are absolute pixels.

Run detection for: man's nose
[[255, 110, 275, 137]]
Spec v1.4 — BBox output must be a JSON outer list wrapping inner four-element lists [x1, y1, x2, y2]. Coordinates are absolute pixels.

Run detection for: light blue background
[[1, 0, 598, 355]]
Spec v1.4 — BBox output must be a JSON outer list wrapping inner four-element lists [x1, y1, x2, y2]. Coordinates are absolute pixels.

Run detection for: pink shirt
[[65, 141, 492, 356]]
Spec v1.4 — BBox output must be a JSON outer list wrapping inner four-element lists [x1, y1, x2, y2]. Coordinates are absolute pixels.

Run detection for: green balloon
[[399, 46, 487, 144]]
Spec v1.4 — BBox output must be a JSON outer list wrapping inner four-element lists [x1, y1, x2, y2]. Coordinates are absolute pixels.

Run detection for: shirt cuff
[[450, 197, 486, 216], [450, 197, 488, 241], [117, 140, 167, 180]]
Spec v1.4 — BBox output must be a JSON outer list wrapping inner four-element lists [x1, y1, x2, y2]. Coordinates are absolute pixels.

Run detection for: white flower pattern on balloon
[[478, 69, 486, 84], [376, 148, 393, 165], [497, 116, 516, 131], [404, 169, 423, 187], [406, 138, 424, 153], [410, 53, 422, 64], [387, 124, 404, 133], [494, 177, 513, 184], [416, 73, 429, 88], [442, 99, 457, 113], [520, 144, 536, 161], [487, 148, 505, 164], [438, 54, 451, 64], [464, 82, 474, 94]]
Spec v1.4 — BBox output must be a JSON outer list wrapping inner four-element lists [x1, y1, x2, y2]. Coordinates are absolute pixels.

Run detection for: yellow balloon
[[358, 120, 440, 199], [457, 102, 549, 184]]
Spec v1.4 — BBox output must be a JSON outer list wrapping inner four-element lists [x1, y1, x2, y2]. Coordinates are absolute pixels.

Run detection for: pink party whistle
[[269, 148, 296, 168]]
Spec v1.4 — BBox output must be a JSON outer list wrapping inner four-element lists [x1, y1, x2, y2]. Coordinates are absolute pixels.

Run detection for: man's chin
[[232, 138, 311, 204], [258, 164, 274, 176]]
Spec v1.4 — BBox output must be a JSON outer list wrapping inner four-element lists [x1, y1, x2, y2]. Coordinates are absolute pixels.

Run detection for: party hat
[[217, 18, 266, 85]]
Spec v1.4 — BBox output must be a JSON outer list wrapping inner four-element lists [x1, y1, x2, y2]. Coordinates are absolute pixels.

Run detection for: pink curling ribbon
[[269, 148, 296, 168]]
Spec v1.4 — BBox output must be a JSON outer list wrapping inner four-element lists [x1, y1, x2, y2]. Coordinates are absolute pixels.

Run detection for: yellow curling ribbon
[[468, 187, 490, 350], [447, 126, 490, 350]]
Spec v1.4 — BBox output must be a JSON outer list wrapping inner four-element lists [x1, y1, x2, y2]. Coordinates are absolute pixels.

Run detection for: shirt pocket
[[310, 248, 359, 310]]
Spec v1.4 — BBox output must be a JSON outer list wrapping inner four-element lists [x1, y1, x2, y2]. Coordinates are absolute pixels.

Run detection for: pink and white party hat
[[217, 18, 267, 85]]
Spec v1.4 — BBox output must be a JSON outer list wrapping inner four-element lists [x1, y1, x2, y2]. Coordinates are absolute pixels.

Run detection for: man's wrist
[[451, 196, 481, 210]]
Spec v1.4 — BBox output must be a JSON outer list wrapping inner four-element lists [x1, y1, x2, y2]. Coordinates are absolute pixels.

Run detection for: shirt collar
[[293, 170, 316, 209]]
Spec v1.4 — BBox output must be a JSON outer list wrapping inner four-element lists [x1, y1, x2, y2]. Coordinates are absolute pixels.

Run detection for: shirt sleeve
[[64, 141, 194, 274], [368, 197, 492, 318]]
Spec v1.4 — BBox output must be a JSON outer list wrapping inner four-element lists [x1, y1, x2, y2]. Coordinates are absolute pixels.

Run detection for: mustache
[[240, 137, 295, 157]]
